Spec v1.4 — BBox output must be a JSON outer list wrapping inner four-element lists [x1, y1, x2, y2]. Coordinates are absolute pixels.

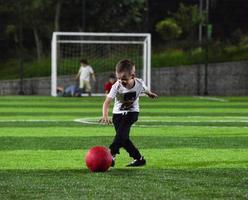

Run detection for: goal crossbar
[[53, 32, 150, 37], [57, 40, 145, 44]]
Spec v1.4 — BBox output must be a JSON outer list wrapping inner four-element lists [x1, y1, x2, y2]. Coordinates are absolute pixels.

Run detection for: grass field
[[0, 96, 248, 199]]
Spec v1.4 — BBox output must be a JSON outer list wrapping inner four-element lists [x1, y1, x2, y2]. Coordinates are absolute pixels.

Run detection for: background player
[[76, 59, 96, 96]]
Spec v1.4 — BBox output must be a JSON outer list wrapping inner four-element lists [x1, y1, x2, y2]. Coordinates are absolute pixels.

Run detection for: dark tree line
[[0, 0, 148, 61], [0, 0, 247, 61]]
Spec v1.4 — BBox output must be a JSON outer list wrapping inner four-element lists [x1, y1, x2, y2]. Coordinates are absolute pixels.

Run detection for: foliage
[[155, 3, 203, 50], [240, 35, 248, 47], [155, 18, 182, 41], [230, 29, 248, 48], [0, 0, 147, 61], [0, 0, 57, 60], [152, 48, 205, 68], [85, 0, 146, 32], [230, 29, 244, 44], [0, 1, 247, 80], [152, 43, 248, 68], [173, 3, 203, 39]]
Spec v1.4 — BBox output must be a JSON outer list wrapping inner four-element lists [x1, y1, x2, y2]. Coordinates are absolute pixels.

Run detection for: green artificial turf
[[0, 96, 248, 199]]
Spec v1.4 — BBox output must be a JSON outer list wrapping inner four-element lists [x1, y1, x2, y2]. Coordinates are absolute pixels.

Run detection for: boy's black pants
[[109, 112, 141, 160]]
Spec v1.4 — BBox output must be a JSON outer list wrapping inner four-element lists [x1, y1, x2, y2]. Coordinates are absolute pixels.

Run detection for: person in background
[[76, 59, 96, 96], [104, 73, 116, 95], [57, 84, 81, 97]]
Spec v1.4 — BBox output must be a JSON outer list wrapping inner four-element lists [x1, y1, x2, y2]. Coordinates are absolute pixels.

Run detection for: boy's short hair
[[80, 59, 88, 65], [116, 59, 135, 74]]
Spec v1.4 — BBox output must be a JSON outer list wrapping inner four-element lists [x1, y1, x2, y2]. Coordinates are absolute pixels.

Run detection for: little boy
[[76, 59, 96, 96], [104, 73, 116, 94], [99, 59, 158, 167]]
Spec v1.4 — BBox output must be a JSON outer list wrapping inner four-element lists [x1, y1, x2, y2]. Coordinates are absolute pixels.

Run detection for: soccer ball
[[85, 146, 112, 172]]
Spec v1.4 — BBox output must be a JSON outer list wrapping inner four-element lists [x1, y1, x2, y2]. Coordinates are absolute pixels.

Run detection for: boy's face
[[109, 78, 115, 84], [116, 71, 134, 87], [80, 62, 86, 66]]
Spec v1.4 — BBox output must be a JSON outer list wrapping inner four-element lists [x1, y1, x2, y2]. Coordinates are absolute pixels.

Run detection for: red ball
[[85, 146, 112, 172]]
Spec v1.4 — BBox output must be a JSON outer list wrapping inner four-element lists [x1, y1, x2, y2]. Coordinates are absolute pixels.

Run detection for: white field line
[[74, 118, 248, 123], [74, 118, 104, 125], [74, 118, 248, 128], [0, 118, 247, 128], [74, 116, 248, 119], [193, 96, 229, 102], [73, 116, 248, 123], [1, 116, 248, 123]]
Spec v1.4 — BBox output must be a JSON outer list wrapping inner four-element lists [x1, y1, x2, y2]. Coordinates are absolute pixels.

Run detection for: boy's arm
[[140, 79, 158, 99], [75, 71, 80, 80], [91, 73, 96, 82], [99, 97, 112, 124], [90, 66, 96, 81]]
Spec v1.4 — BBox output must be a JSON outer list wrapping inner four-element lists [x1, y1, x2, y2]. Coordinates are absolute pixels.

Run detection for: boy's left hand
[[147, 92, 158, 99]]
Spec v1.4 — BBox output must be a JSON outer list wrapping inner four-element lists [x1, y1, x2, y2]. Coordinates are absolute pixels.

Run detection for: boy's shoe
[[111, 157, 115, 167], [126, 156, 146, 167]]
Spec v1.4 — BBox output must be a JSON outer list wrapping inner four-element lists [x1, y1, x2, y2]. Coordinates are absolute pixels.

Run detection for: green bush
[[156, 18, 182, 41]]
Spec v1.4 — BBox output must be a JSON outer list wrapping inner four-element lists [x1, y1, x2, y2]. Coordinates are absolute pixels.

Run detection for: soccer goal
[[51, 32, 151, 96]]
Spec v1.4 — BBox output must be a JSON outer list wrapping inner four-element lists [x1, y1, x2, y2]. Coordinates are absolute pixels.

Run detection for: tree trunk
[[54, 1, 63, 31], [33, 28, 43, 60], [54, 0, 63, 61]]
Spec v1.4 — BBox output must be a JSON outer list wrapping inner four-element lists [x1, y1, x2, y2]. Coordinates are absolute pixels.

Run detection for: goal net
[[51, 32, 151, 96]]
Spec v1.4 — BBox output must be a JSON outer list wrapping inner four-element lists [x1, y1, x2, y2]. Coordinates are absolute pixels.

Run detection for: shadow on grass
[[1, 136, 248, 150]]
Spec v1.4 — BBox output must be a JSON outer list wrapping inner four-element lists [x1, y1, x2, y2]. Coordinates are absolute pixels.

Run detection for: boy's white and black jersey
[[107, 78, 149, 114]]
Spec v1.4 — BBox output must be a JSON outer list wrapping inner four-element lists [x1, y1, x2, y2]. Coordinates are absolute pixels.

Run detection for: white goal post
[[51, 32, 151, 96]]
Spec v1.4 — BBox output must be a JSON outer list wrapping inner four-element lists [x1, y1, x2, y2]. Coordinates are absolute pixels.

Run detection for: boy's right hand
[[99, 117, 112, 125]]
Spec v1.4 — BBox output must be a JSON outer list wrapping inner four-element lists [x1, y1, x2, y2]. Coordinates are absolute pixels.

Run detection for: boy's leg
[[121, 112, 142, 159], [122, 139, 141, 160], [79, 79, 84, 89], [84, 81, 92, 96], [77, 79, 85, 96], [109, 114, 122, 156], [109, 112, 142, 159]]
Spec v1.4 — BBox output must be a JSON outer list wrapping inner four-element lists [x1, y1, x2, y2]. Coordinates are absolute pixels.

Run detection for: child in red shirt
[[104, 73, 116, 94]]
